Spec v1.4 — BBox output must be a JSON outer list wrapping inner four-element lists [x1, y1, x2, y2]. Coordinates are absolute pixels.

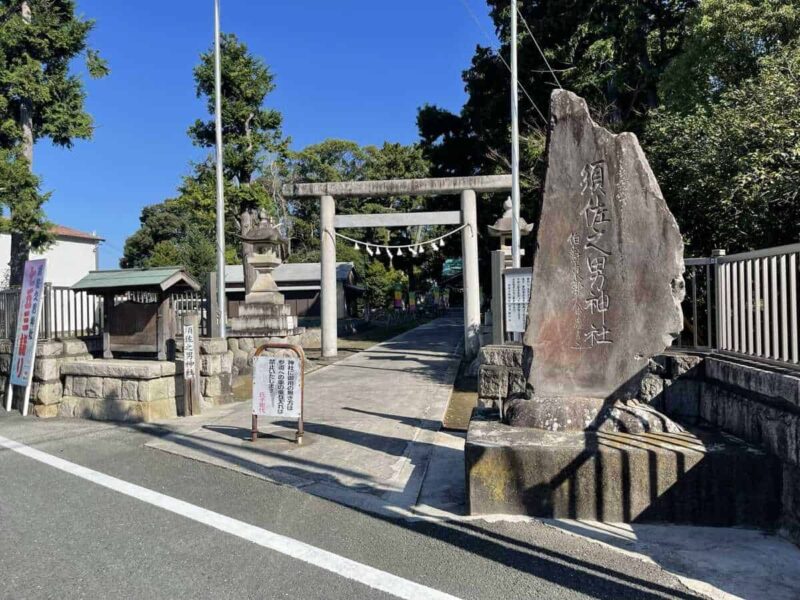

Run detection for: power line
[[516, 6, 562, 90], [456, 0, 547, 125]]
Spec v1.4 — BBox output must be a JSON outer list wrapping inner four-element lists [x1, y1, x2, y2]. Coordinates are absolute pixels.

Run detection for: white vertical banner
[[6, 259, 47, 416], [504, 267, 532, 334], [252, 355, 302, 418]]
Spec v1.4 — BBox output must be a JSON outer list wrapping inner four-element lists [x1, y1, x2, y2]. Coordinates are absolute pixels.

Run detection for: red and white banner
[[10, 259, 47, 387]]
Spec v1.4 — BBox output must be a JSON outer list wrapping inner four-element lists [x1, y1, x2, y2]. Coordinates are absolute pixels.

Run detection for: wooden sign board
[[182, 315, 201, 416]]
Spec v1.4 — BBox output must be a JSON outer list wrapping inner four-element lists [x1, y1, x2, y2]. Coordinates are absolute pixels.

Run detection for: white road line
[[0, 433, 461, 600]]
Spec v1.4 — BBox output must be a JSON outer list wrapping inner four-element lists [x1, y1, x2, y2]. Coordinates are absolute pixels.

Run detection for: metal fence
[[716, 244, 799, 366], [678, 258, 716, 350], [680, 244, 800, 368], [0, 288, 20, 340], [0, 285, 211, 342], [171, 290, 209, 338], [0, 285, 103, 341], [46, 285, 103, 339]]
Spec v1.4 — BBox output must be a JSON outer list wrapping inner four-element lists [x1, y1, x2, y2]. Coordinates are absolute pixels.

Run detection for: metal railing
[[0, 285, 103, 341], [679, 244, 800, 368], [0, 286, 212, 342], [716, 244, 800, 366], [0, 288, 20, 340], [679, 258, 716, 350], [44, 285, 103, 339], [171, 291, 209, 338]]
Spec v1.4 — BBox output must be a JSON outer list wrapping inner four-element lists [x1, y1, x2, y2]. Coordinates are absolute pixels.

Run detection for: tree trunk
[[10, 1, 34, 287]]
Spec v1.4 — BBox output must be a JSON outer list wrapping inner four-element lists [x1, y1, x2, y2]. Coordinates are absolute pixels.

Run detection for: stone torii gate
[[282, 175, 512, 359]]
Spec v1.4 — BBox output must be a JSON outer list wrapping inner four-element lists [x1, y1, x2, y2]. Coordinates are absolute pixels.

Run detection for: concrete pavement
[[0, 414, 706, 600], [147, 314, 465, 516], [1, 316, 799, 599]]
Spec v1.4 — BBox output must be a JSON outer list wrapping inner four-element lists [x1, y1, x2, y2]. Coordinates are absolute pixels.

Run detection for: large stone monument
[[466, 91, 779, 523], [505, 89, 685, 433], [228, 213, 303, 338]]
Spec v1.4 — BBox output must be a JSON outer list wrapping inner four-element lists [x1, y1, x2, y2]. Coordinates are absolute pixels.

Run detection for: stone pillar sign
[[508, 90, 685, 431]]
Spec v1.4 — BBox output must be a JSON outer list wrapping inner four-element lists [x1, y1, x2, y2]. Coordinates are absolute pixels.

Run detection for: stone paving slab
[[147, 315, 464, 513]]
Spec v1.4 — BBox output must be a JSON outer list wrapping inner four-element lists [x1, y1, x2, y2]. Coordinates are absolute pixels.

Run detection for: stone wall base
[[477, 345, 800, 542], [59, 396, 177, 422], [59, 359, 181, 423], [466, 409, 782, 526], [0, 338, 95, 417]]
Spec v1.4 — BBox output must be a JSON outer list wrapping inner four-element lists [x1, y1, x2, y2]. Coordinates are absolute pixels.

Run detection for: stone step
[[466, 409, 781, 527]]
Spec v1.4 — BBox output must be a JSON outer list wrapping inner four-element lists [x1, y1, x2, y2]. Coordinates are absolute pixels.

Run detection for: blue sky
[[33, 1, 497, 269]]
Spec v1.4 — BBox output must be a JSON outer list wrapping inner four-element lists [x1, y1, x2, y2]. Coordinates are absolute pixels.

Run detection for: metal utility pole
[[213, 0, 227, 338], [510, 0, 522, 269]]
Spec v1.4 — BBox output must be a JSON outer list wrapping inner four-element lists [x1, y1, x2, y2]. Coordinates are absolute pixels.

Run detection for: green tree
[[418, 1, 696, 282], [646, 1, 800, 255], [190, 32, 288, 224], [122, 33, 286, 272], [0, 0, 108, 284], [659, 0, 800, 113]]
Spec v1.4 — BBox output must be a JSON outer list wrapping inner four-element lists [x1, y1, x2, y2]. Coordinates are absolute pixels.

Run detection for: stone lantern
[[228, 214, 302, 338], [487, 198, 534, 266], [239, 215, 289, 305]]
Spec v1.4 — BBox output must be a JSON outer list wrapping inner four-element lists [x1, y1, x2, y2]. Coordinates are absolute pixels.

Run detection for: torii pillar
[[461, 189, 481, 358], [320, 194, 338, 358]]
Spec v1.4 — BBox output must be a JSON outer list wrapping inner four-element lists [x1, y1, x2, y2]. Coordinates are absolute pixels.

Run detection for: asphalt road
[[0, 412, 704, 600]]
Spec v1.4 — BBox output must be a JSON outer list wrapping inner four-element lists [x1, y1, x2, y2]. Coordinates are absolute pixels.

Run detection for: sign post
[[504, 267, 532, 336], [252, 342, 305, 444], [393, 285, 403, 312], [5, 259, 47, 416], [182, 314, 201, 416]]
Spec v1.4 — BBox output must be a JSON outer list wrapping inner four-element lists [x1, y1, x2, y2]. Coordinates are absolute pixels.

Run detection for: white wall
[[0, 233, 99, 288]]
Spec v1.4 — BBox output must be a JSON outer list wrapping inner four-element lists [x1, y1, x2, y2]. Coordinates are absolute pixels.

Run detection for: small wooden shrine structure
[[72, 267, 200, 360]]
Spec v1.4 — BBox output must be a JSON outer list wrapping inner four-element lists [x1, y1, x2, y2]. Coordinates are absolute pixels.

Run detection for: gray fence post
[[712, 249, 726, 351], [43, 282, 52, 340], [491, 250, 505, 345]]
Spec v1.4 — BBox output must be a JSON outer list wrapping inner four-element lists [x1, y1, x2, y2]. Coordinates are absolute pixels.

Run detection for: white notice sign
[[504, 268, 532, 333], [252, 356, 302, 418]]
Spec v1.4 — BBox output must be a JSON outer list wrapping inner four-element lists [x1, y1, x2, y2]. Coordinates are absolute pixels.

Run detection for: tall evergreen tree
[[0, 0, 108, 284], [122, 33, 287, 276]]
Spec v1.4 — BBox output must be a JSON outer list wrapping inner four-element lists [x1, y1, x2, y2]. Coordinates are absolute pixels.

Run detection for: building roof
[[72, 266, 200, 293], [51, 224, 104, 242], [225, 262, 355, 286], [0, 218, 103, 242]]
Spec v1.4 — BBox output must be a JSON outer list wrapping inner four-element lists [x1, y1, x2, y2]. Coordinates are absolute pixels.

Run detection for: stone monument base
[[59, 359, 182, 423], [504, 396, 684, 433], [228, 302, 304, 338], [245, 290, 284, 305], [466, 408, 781, 526]]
